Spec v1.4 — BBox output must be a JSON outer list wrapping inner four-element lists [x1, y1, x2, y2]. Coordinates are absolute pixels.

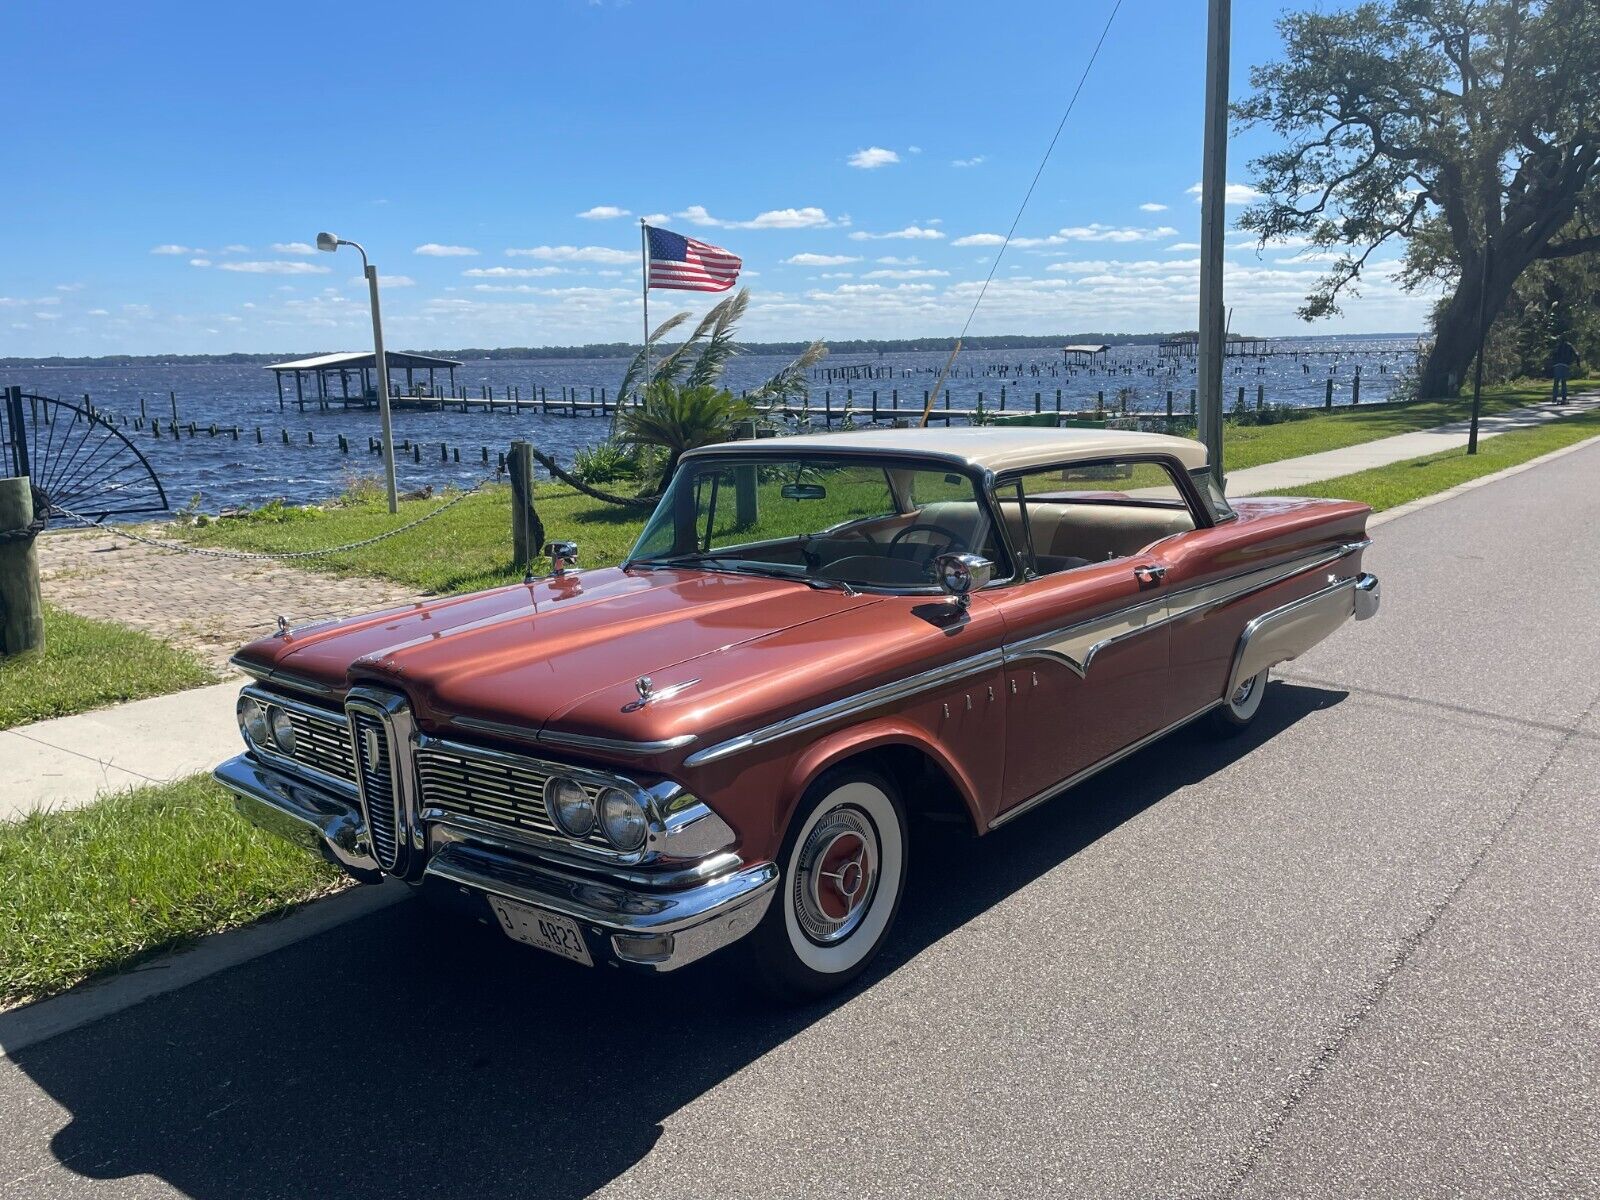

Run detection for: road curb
[[1368, 432, 1600, 528], [0, 878, 409, 1059]]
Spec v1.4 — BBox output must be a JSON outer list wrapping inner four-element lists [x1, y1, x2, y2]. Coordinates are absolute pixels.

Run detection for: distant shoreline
[[2, 330, 1418, 370]]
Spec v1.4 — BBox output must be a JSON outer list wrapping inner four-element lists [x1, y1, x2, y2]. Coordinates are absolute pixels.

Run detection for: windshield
[[627, 454, 1003, 590]]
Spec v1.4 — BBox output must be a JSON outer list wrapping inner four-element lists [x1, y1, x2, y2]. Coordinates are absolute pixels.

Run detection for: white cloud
[[271, 241, 317, 255], [862, 268, 950, 279], [848, 146, 900, 169], [351, 274, 415, 287], [506, 245, 633, 263], [908, 145, 922, 154], [35, 311, 62, 320], [413, 243, 480, 256], [577, 205, 631, 220], [640, 212, 669, 225], [848, 225, 946, 241], [1139, 202, 1169, 212], [463, 266, 568, 277], [951, 156, 986, 168], [55, 282, 84, 291], [189, 258, 212, 268], [1166, 242, 1202, 251], [952, 232, 1007, 247], [217, 260, 332, 275], [1186, 182, 1262, 205], [875, 256, 921, 265], [86, 308, 109, 316], [676, 204, 838, 230], [150, 244, 190, 255], [1058, 223, 1179, 243], [222, 244, 251, 254], [819, 272, 855, 279], [783, 253, 862, 266]]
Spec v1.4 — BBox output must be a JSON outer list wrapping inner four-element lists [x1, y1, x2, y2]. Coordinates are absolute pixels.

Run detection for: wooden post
[[0, 476, 45, 657], [1352, 368, 1361, 405], [1324, 377, 1334, 409], [508, 440, 543, 568]]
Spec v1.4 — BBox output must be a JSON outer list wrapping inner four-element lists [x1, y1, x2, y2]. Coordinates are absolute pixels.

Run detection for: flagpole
[[640, 219, 651, 398]]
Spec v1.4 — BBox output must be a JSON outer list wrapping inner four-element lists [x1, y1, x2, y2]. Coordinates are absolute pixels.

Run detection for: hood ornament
[[275, 614, 292, 636], [622, 675, 701, 713]]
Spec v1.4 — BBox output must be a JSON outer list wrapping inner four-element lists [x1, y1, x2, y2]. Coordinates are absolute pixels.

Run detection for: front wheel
[[1210, 667, 1269, 735], [746, 766, 907, 1002]]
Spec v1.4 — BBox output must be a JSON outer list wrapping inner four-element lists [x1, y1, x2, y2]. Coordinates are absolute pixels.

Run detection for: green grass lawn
[[0, 605, 215, 730], [1277, 406, 1600, 512], [172, 379, 1594, 595], [0, 774, 345, 1008]]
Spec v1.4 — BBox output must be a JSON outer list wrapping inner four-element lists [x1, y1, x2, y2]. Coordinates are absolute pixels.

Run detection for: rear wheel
[[1210, 667, 1269, 735], [747, 766, 907, 1002]]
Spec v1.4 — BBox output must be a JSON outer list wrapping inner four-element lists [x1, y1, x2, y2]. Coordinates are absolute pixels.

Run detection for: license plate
[[487, 896, 594, 967]]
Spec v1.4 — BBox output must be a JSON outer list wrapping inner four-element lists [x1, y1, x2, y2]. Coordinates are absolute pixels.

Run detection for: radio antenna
[[919, 0, 1125, 427]]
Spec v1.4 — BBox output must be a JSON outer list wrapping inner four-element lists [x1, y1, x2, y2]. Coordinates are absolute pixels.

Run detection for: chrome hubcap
[[794, 807, 879, 945], [1231, 675, 1257, 708]]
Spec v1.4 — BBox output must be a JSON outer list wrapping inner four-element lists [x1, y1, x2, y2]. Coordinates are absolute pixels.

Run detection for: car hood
[[238, 566, 885, 742]]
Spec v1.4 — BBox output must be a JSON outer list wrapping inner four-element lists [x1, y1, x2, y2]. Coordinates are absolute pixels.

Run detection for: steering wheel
[[889, 522, 966, 557]]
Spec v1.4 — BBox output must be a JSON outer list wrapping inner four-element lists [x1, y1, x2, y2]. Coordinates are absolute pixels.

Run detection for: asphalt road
[[3, 443, 1598, 1200]]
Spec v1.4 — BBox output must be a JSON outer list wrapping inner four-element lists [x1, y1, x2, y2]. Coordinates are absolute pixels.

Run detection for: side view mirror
[[932, 553, 994, 607], [544, 540, 579, 576]]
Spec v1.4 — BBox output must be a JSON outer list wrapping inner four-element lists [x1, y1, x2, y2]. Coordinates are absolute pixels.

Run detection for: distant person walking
[[1550, 337, 1578, 403]]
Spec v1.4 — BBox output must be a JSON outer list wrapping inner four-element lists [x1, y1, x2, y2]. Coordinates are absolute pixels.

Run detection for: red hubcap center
[[815, 832, 871, 921]]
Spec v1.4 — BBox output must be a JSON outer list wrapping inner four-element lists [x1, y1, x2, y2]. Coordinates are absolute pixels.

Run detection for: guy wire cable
[[919, 0, 1126, 427]]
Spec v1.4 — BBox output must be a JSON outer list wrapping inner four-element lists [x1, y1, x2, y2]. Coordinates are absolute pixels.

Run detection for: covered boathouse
[[267, 350, 463, 410]]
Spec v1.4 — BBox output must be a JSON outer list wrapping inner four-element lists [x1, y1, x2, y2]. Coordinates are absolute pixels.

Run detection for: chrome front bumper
[[213, 753, 777, 972]]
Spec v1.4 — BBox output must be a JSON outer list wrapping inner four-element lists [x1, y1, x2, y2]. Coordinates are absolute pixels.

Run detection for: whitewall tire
[[1210, 667, 1269, 735], [748, 767, 907, 1001]]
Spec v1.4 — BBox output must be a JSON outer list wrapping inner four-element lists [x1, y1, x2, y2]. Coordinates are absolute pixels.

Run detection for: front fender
[[780, 716, 986, 834]]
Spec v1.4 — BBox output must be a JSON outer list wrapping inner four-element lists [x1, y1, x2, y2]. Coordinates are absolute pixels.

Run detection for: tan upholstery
[[918, 499, 1192, 570]]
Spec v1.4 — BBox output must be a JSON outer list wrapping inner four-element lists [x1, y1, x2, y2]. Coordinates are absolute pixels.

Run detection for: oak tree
[[1237, 0, 1600, 396]]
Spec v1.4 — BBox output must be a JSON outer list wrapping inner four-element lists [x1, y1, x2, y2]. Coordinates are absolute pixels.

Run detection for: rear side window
[[999, 458, 1198, 578], [1190, 467, 1236, 522]]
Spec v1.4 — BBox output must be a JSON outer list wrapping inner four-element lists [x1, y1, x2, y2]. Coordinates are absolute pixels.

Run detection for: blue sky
[[1, 0, 1430, 356]]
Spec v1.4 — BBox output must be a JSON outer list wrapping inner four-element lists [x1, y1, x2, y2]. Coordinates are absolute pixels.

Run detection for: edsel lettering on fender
[[216, 427, 1378, 1000]]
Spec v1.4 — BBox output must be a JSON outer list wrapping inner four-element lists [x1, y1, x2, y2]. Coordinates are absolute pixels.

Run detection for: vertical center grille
[[344, 688, 414, 874]]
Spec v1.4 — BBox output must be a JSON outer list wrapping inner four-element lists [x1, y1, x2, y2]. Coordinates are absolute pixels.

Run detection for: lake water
[[4, 333, 1419, 516]]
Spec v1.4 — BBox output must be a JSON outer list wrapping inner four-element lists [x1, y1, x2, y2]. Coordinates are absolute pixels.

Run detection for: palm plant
[[617, 383, 758, 491], [603, 287, 830, 493]]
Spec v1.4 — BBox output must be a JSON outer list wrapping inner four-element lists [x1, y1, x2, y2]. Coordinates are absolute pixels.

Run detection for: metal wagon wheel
[[1, 391, 169, 523]]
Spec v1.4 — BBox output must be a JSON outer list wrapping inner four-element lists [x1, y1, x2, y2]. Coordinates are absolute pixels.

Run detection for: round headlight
[[237, 696, 270, 746], [268, 708, 297, 756], [544, 776, 595, 838], [598, 788, 648, 852]]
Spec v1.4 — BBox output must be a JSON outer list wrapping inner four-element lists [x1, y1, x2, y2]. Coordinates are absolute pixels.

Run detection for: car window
[[1001, 458, 1198, 578]]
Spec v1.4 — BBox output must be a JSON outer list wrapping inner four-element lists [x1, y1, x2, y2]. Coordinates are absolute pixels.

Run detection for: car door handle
[[1133, 563, 1168, 586]]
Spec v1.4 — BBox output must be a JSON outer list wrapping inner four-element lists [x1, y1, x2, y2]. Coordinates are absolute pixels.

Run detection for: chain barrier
[[0, 515, 47, 545], [49, 468, 503, 562]]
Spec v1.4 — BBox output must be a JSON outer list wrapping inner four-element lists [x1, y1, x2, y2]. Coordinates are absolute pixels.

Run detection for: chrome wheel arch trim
[[683, 648, 1006, 768]]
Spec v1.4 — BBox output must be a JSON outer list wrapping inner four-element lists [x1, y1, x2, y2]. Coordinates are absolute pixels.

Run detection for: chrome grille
[[279, 706, 357, 785], [416, 742, 610, 848], [350, 709, 400, 869]]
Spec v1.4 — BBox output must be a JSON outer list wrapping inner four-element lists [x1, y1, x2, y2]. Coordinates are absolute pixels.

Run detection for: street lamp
[[317, 231, 398, 513]]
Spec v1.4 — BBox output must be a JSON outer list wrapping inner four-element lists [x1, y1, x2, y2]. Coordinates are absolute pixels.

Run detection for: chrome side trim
[[1354, 572, 1380, 621], [446, 715, 697, 757], [683, 647, 1006, 768], [989, 700, 1224, 830], [1003, 542, 1366, 678]]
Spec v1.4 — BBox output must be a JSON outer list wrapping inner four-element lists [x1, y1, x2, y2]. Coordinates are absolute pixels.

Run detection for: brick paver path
[[37, 530, 425, 671]]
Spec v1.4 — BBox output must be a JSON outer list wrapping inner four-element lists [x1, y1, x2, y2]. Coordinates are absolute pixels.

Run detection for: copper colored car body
[[216, 427, 1378, 997]]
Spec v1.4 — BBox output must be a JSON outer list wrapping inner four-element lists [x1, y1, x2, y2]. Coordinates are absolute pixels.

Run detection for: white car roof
[[684, 424, 1210, 474]]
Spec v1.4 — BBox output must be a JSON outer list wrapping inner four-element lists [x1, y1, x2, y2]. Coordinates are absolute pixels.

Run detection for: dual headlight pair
[[543, 776, 649, 853], [238, 696, 295, 756]]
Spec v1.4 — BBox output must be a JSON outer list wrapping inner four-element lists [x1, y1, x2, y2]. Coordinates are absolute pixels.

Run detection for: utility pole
[[1197, 0, 1231, 486]]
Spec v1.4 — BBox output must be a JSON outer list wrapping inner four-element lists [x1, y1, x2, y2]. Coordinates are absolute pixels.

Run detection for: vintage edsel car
[[218, 427, 1378, 999]]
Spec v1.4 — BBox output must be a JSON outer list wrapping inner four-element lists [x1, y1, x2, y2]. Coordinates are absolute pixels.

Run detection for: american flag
[[646, 225, 741, 292]]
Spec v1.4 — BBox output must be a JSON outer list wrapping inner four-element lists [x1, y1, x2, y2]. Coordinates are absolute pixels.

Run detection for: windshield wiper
[[635, 555, 857, 595]]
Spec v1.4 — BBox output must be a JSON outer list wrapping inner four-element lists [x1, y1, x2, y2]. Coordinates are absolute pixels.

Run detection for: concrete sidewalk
[[1, 682, 243, 821], [1227, 392, 1598, 494]]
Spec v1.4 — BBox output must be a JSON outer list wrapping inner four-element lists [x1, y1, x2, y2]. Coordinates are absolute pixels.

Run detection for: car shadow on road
[[12, 681, 1346, 1200]]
